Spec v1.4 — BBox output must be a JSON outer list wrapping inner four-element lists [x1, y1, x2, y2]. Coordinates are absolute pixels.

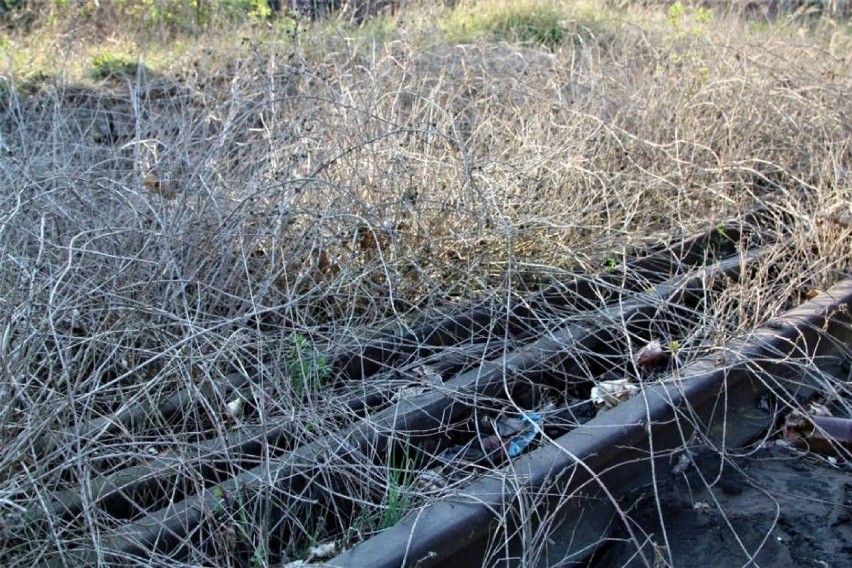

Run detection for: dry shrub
[[0, 0, 849, 565]]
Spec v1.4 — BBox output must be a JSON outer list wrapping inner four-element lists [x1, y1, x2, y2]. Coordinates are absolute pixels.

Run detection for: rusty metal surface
[[327, 279, 852, 567]]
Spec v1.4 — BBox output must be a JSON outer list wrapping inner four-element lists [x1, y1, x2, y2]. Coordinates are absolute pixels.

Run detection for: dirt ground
[[593, 445, 852, 567]]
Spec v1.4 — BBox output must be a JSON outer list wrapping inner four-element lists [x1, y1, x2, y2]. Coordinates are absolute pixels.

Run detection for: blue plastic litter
[[506, 412, 540, 458], [436, 411, 542, 466]]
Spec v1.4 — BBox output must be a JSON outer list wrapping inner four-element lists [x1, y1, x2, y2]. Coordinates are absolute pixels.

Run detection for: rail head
[[324, 278, 852, 568]]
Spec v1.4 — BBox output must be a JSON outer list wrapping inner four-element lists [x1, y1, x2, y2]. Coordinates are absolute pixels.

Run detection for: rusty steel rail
[[14, 214, 779, 540], [326, 278, 852, 568], [46, 244, 789, 565], [6, 209, 815, 567]]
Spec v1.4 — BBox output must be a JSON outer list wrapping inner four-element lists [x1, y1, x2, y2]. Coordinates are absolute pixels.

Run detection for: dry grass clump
[[0, 0, 849, 565]]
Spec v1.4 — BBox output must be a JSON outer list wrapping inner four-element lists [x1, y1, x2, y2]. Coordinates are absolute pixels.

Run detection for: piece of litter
[[307, 541, 338, 561], [672, 450, 695, 475], [637, 339, 666, 367], [693, 501, 712, 513], [391, 365, 443, 402], [415, 468, 447, 492], [437, 412, 542, 465], [807, 402, 832, 417], [506, 412, 541, 458], [591, 379, 640, 409], [493, 412, 541, 437], [414, 364, 443, 386], [391, 385, 428, 402], [226, 397, 244, 419]]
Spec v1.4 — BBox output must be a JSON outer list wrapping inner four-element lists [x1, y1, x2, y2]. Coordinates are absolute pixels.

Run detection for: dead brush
[[0, 1, 849, 566]]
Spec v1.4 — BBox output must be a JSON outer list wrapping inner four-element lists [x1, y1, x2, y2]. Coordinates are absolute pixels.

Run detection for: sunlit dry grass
[[0, 0, 849, 565]]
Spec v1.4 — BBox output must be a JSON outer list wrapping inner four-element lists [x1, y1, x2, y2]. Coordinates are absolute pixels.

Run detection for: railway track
[[5, 209, 851, 567], [329, 278, 852, 568]]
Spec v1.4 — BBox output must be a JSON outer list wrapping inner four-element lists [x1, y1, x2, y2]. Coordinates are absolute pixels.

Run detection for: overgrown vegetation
[[89, 50, 139, 79], [441, 0, 570, 48], [0, 0, 849, 566], [286, 334, 330, 394]]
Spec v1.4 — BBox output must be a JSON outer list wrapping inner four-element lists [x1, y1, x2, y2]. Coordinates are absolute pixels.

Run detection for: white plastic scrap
[[807, 401, 832, 417], [415, 468, 447, 492], [693, 501, 713, 513], [225, 397, 244, 420], [590, 378, 640, 409], [391, 365, 443, 402], [414, 364, 443, 386], [671, 450, 696, 475], [306, 541, 338, 561], [391, 385, 428, 402]]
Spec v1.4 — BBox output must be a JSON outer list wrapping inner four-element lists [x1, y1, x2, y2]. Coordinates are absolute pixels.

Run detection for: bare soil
[[593, 444, 852, 567]]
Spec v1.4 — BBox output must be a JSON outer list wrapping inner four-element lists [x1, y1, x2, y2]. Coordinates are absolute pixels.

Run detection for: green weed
[[442, 1, 567, 50], [667, 1, 686, 26], [212, 486, 226, 515], [286, 335, 330, 395], [90, 51, 138, 79], [215, 481, 268, 566], [381, 466, 410, 529], [379, 445, 416, 530], [658, 0, 714, 88], [605, 256, 618, 273]]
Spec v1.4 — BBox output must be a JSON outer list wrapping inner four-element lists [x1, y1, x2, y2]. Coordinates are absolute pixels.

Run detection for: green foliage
[[212, 0, 274, 23], [0, 0, 26, 13], [668, 339, 682, 353], [605, 256, 618, 273], [381, 467, 409, 529], [380, 448, 414, 529], [0, 0, 35, 29], [492, 7, 566, 49], [286, 335, 330, 395], [348, 13, 397, 44], [695, 6, 712, 25], [90, 51, 138, 79], [235, 489, 268, 567], [250, 543, 268, 567], [0, 0, 280, 35], [212, 486, 226, 514], [241, 0, 273, 20], [213, 481, 268, 566], [665, 0, 713, 40], [667, 1, 686, 26], [442, 1, 568, 50], [344, 444, 416, 536], [702, 223, 729, 258], [657, 0, 714, 88]]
